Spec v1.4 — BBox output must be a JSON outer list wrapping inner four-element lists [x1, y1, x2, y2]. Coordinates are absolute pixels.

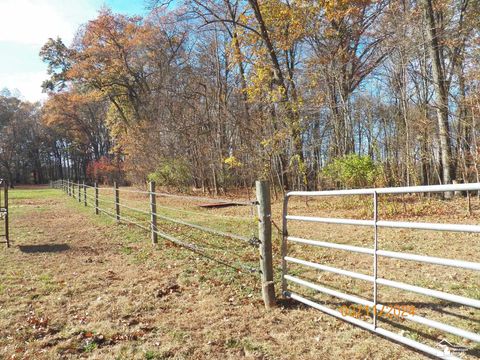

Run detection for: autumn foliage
[[87, 156, 124, 185], [32, 0, 480, 192]]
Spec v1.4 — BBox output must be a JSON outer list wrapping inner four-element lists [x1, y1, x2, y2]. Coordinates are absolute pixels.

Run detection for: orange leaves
[[42, 88, 108, 152], [68, 9, 149, 96], [87, 156, 124, 185]]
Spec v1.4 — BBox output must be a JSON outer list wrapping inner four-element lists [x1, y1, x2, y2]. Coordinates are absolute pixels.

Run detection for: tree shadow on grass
[[19, 244, 70, 253]]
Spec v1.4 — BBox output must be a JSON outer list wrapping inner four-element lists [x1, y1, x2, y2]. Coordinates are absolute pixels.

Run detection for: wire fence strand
[[153, 202, 250, 221], [152, 211, 253, 244], [55, 181, 261, 275]]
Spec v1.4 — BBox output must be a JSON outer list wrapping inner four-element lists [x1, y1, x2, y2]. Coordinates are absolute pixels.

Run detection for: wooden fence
[[0, 179, 8, 247]]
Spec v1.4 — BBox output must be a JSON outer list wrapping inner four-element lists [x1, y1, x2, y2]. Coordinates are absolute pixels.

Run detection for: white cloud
[[0, 0, 101, 101], [0, 71, 48, 102], [0, 0, 98, 46]]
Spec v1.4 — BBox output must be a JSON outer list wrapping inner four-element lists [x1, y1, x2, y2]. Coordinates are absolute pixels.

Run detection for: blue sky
[[0, 0, 152, 102]]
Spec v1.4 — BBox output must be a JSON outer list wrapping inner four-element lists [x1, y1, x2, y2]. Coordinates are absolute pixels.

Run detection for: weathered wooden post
[[77, 181, 81, 202], [149, 181, 158, 244], [256, 180, 276, 309], [83, 181, 87, 206], [5, 181, 8, 248], [114, 182, 120, 222], [94, 182, 99, 215], [1, 180, 9, 248]]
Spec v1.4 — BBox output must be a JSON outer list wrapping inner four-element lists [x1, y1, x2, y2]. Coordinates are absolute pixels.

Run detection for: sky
[[0, 0, 151, 102]]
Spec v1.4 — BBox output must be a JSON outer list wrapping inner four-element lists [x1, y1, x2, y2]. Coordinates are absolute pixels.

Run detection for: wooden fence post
[[149, 181, 158, 244], [83, 181, 87, 206], [77, 181, 81, 202], [4, 180, 9, 248], [94, 182, 99, 215], [114, 182, 120, 222], [256, 180, 276, 309]]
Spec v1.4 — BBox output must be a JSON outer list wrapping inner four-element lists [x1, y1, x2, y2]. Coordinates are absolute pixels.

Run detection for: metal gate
[[282, 183, 480, 359]]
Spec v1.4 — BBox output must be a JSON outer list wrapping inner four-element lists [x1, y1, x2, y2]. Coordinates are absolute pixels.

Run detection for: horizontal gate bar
[[287, 236, 480, 271], [377, 220, 480, 233], [284, 291, 459, 360], [286, 215, 480, 233], [376, 278, 480, 309], [284, 274, 373, 306], [286, 215, 374, 226], [285, 256, 480, 309], [288, 236, 374, 254], [285, 275, 480, 343], [287, 183, 480, 197], [376, 249, 480, 271]]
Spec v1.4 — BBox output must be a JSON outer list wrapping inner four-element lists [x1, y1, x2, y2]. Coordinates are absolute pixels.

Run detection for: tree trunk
[[423, 0, 453, 197]]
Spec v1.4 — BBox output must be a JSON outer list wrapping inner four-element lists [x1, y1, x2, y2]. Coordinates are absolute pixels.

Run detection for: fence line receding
[[53, 179, 276, 308]]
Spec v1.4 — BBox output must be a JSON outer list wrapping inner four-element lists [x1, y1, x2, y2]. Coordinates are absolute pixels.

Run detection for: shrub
[[322, 154, 382, 188], [147, 159, 191, 189]]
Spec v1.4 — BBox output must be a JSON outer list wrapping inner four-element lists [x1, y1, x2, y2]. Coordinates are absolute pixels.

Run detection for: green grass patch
[[83, 341, 98, 353], [9, 188, 61, 200]]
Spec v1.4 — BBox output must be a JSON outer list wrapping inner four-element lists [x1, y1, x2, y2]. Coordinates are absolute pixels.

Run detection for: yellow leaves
[[261, 128, 290, 154], [321, 0, 374, 21], [245, 62, 290, 104], [260, 138, 271, 148], [245, 64, 273, 101], [224, 156, 243, 169], [258, 0, 310, 50]]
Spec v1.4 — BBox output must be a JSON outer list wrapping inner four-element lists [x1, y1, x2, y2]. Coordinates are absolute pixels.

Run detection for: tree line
[[2, 0, 480, 194]]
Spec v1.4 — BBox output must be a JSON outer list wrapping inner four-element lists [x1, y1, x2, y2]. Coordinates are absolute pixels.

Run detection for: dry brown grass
[[0, 187, 478, 359]]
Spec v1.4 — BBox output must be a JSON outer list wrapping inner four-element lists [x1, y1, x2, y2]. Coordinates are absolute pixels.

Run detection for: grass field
[[0, 186, 478, 359]]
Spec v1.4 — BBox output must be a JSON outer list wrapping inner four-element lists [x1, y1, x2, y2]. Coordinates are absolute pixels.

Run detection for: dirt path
[[0, 188, 424, 359]]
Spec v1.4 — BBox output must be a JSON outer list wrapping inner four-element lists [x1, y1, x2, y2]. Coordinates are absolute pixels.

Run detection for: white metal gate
[[282, 183, 480, 359]]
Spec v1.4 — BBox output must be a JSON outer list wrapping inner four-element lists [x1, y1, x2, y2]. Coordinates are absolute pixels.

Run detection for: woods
[[2, 0, 480, 192]]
